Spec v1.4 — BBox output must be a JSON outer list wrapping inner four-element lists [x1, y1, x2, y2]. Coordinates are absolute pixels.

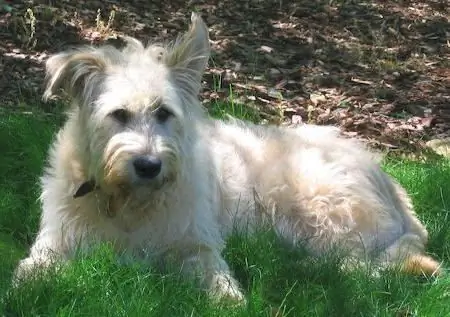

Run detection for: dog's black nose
[[133, 156, 162, 179]]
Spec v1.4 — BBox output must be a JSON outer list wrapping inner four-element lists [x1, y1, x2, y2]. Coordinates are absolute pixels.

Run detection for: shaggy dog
[[15, 13, 440, 301]]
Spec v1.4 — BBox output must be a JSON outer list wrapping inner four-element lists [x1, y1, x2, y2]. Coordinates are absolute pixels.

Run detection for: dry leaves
[[0, 0, 449, 153]]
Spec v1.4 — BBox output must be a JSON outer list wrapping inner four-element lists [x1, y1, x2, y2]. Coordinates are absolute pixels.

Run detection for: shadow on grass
[[0, 110, 63, 310], [0, 110, 62, 243]]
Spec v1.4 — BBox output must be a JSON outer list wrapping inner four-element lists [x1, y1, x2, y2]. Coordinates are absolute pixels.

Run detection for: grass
[[1, 107, 450, 317]]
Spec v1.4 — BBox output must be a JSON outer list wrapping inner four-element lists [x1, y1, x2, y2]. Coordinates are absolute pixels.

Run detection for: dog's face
[[43, 13, 210, 193]]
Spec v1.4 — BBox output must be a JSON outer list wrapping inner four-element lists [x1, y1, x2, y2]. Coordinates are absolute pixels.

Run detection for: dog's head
[[43, 13, 210, 195]]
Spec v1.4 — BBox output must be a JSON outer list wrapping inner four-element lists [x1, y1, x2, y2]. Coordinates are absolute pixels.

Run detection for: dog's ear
[[43, 49, 109, 105], [165, 12, 210, 94]]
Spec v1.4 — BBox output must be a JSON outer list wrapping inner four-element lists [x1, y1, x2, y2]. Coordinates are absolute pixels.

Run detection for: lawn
[[1, 106, 450, 317]]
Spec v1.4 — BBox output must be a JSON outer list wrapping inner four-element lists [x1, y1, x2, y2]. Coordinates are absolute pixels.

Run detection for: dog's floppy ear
[[43, 48, 109, 105], [165, 12, 210, 94]]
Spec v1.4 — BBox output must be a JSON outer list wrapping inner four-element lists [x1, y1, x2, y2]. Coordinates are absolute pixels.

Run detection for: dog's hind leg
[[377, 181, 442, 277]]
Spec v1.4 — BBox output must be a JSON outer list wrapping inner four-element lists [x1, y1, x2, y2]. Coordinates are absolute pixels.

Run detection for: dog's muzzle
[[73, 156, 164, 199]]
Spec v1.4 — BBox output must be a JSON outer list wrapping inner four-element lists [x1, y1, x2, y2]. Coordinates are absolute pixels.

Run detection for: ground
[[1, 0, 449, 153], [1, 113, 450, 316], [1, 2, 450, 316]]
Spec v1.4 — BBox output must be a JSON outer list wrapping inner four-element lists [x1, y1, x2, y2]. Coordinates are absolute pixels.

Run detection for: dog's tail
[[400, 253, 441, 276], [379, 233, 441, 277]]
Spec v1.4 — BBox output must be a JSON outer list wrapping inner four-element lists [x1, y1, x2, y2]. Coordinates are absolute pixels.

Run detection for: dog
[[14, 13, 441, 302]]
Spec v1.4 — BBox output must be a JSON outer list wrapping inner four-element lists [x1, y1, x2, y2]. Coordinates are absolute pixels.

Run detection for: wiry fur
[[15, 13, 441, 301]]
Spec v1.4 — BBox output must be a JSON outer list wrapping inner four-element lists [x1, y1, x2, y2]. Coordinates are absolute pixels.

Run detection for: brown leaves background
[[1, 0, 449, 153]]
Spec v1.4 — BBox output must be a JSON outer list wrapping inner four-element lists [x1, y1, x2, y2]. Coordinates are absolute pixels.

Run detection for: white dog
[[15, 13, 441, 302]]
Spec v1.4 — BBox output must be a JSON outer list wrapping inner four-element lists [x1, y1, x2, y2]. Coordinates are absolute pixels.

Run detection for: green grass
[[1, 108, 450, 316]]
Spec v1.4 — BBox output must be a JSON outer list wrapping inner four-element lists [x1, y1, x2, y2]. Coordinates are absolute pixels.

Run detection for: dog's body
[[15, 13, 440, 301]]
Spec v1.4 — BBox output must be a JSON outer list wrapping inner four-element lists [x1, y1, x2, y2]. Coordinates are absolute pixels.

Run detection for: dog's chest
[[101, 193, 168, 235], [96, 212, 165, 257], [85, 194, 186, 254]]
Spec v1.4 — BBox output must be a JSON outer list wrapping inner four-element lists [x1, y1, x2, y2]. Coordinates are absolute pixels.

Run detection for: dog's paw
[[209, 272, 246, 305], [12, 256, 54, 286]]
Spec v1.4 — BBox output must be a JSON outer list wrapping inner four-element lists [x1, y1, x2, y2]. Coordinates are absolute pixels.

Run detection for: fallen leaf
[[310, 93, 326, 106], [420, 116, 435, 128], [350, 77, 374, 85], [426, 138, 450, 157], [259, 45, 274, 53], [268, 88, 283, 100]]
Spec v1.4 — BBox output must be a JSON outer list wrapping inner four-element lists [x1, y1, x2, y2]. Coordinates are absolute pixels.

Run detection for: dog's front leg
[[14, 229, 69, 284], [176, 244, 245, 303]]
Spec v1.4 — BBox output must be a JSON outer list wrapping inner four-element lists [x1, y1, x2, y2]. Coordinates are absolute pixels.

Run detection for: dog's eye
[[155, 107, 173, 123], [110, 109, 130, 124]]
